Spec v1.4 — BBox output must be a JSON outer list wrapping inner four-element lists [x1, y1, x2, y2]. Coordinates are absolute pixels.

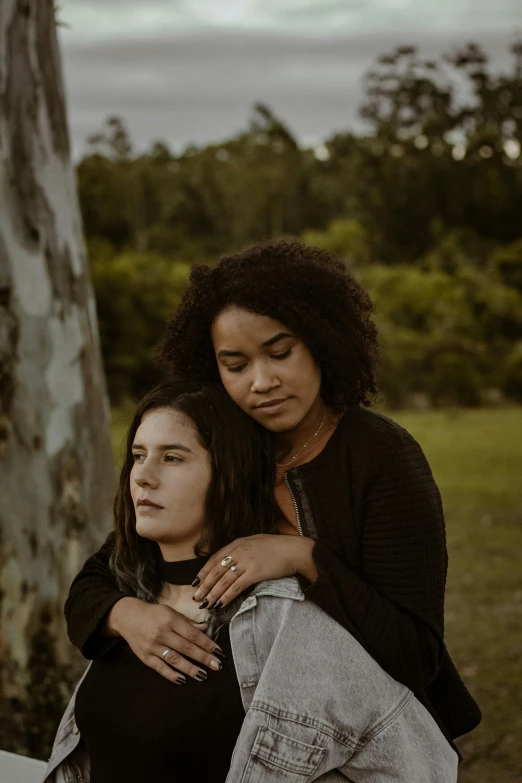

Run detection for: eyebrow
[[131, 443, 193, 453], [217, 332, 293, 359], [261, 332, 293, 348]]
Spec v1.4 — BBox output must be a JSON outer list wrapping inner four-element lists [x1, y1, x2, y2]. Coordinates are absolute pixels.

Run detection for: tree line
[[78, 40, 522, 407]]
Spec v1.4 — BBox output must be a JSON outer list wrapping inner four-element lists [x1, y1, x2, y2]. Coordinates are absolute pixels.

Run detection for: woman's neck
[[274, 400, 331, 463], [158, 540, 200, 562]]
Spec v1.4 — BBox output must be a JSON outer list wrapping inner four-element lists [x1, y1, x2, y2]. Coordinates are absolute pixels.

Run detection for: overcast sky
[[59, 0, 521, 157]]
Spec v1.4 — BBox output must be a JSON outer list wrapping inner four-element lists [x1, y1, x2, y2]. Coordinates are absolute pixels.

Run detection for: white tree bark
[[0, 0, 115, 757]]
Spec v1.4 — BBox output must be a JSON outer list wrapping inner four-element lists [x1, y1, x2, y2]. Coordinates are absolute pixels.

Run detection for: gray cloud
[[257, 0, 522, 25], [256, 0, 366, 22], [62, 0, 522, 29], [67, 0, 178, 5], [60, 26, 518, 158]]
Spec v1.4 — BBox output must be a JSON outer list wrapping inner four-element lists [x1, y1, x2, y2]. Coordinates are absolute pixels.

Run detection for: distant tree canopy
[[78, 41, 522, 407]]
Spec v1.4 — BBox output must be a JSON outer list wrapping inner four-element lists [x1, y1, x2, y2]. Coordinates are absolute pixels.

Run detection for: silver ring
[[221, 555, 234, 568], [161, 648, 170, 661], [230, 565, 237, 572]]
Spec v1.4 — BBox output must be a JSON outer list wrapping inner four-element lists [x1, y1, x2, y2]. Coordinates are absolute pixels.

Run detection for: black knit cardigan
[[65, 408, 481, 744]]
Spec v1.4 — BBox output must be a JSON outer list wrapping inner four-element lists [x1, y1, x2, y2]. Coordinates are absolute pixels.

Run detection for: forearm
[[294, 536, 318, 583], [104, 596, 145, 639], [64, 532, 130, 657]]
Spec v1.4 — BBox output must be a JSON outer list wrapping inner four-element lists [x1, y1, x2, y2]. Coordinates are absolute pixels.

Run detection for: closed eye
[[227, 364, 247, 373], [272, 349, 291, 360]]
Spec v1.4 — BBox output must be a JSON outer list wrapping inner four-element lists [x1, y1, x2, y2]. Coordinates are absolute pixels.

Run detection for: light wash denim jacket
[[44, 577, 457, 783]]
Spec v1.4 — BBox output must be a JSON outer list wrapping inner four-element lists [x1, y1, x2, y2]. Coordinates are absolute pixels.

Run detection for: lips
[[255, 397, 290, 409], [137, 498, 163, 509]]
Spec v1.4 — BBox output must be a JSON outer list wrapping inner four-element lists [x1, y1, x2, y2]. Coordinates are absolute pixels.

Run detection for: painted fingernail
[[195, 670, 207, 681], [214, 600, 223, 610], [191, 576, 201, 587], [213, 648, 225, 660], [209, 659, 222, 671], [176, 676, 187, 685], [199, 598, 209, 609], [193, 589, 203, 601]]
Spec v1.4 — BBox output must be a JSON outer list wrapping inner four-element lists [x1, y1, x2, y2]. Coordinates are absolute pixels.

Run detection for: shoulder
[[338, 407, 421, 461]]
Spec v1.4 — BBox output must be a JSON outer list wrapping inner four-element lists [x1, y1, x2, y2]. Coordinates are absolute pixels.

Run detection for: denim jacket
[[44, 577, 457, 782]]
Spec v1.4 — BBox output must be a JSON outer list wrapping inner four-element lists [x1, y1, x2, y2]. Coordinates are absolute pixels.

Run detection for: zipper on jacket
[[284, 472, 303, 536]]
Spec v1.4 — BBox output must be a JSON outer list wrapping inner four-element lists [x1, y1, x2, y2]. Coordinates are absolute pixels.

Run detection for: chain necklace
[[279, 411, 328, 466]]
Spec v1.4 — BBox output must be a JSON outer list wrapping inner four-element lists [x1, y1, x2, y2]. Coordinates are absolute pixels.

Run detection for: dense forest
[[78, 41, 522, 407]]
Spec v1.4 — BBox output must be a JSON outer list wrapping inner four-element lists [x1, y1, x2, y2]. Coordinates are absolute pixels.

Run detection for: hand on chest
[[159, 584, 210, 624]]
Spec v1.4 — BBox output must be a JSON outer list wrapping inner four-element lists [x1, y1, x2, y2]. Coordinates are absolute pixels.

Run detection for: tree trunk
[[0, 0, 115, 758]]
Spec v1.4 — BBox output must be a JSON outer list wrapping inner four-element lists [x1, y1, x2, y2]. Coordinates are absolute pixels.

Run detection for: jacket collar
[[252, 576, 305, 601], [232, 577, 305, 620]]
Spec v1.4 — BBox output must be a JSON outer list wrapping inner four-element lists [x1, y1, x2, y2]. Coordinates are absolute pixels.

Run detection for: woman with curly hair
[[65, 240, 480, 759]]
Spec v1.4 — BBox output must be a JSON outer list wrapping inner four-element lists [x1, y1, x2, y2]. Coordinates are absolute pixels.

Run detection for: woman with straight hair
[[64, 240, 480, 761], [46, 379, 458, 783]]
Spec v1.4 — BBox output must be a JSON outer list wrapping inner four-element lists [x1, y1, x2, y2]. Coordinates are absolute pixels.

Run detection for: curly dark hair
[[160, 240, 379, 410]]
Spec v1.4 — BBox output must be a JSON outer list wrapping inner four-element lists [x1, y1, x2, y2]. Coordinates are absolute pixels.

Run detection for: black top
[[65, 408, 480, 748], [74, 557, 245, 783]]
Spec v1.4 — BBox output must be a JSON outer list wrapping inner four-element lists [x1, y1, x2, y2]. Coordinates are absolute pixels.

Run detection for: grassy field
[[112, 405, 522, 782], [392, 408, 522, 783]]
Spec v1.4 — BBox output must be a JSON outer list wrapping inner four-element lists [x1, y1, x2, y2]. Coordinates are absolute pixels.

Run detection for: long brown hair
[[110, 378, 277, 601]]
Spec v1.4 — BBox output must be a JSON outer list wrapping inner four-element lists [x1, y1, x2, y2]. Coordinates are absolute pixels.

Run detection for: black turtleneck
[[160, 555, 208, 585], [74, 557, 245, 783]]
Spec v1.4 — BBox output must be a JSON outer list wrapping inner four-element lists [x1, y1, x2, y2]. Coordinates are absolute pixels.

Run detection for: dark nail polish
[[191, 576, 201, 587], [199, 598, 209, 609], [214, 600, 223, 610], [213, 647, 225, 660], [195, 670, 207, 681], [176, 676, 187, 685]]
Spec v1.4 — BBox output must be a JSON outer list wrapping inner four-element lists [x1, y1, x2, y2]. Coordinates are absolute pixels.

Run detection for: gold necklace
[[280, 411, 328, 466]]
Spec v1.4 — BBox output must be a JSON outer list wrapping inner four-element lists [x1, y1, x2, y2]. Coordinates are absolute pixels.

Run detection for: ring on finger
[[161, 648, 171, 662], [230, 565, 237, 572], [221, 555, 235, 568]]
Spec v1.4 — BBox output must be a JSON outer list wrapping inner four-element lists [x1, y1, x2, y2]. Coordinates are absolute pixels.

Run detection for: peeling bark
[[0, 0, 115, 758]]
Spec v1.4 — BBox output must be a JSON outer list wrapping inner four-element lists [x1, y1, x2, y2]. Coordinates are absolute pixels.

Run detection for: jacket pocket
[[241, 725, 326, 782]]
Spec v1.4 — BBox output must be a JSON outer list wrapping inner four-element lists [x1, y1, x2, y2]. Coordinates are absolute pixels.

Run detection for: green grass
[[111, 405, 522, 782], [391, 409, 522, 783]]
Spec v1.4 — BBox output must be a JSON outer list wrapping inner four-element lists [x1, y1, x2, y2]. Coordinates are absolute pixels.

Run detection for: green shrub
[[358, 261, 522, 407], [91, 252, 190, 402]]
